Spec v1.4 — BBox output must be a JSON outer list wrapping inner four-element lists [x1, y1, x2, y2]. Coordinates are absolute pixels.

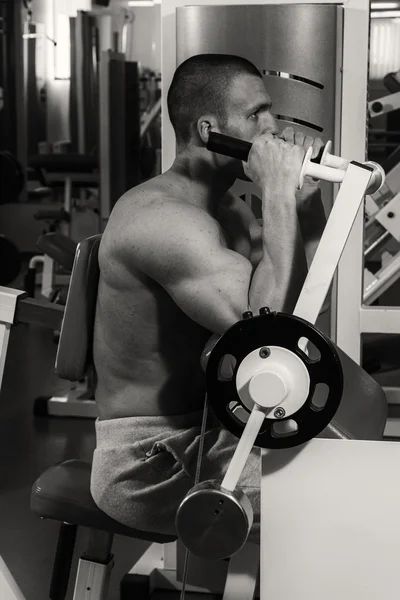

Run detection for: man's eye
[[250, 113, 258, 120]]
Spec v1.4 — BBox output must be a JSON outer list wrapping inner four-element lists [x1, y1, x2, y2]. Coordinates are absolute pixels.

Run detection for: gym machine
[[361, 68, 400, 434], [157, 0, 400, 595], [364, 68, 400, 306], [0, 132, 389, 600], [172, 133, 390, 600]]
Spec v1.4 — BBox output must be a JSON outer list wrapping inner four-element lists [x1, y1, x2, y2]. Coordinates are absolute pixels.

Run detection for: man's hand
[[278, 126, 324, 167], [279, 127, 324, 209]]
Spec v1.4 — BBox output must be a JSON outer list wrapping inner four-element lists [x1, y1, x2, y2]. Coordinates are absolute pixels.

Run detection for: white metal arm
[[220, 161, 377, 491]]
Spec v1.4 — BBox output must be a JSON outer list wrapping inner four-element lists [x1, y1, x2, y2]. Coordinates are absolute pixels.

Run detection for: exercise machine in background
[[359, 69, 400, 434], [365, 68, 400, 306]]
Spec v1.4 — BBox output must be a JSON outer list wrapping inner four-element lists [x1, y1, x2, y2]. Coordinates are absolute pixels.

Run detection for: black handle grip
[[206, 132, 251, 161], [207, 131, 325, 164]]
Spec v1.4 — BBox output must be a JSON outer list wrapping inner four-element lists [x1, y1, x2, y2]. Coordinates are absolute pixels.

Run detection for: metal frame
[[369, 91, 400, 118], [160, 0, 397, 596], [129, 540, 259, 598], [41, 384, 97, 419]]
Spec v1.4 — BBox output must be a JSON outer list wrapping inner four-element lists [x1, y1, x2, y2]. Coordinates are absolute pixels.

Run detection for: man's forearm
[[248, 189, 308, 315]]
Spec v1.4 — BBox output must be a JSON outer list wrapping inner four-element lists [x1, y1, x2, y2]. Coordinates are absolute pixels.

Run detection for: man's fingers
[[311, 137, 324, 159], [303, 135, 314, 153], [294, 131, 305, 146], [279, 126, 295, 143]]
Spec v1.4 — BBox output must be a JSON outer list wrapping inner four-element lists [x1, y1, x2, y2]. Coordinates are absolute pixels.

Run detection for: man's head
[[167, 53, 279, 152]]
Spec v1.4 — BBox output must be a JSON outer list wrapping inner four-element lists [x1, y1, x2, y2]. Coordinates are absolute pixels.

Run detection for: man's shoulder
[[118, 177, 207, 220], [106, 179, 218, 256]]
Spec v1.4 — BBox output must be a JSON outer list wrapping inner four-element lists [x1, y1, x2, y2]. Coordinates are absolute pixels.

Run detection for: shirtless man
[[90, 54, 326, 541]]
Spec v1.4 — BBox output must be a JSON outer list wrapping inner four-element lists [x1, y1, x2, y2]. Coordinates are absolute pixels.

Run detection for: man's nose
[[260, 113, 279, 136]]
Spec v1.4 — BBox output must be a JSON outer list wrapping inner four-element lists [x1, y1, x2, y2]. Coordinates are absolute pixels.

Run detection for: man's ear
[[197, 116, 218, 144]]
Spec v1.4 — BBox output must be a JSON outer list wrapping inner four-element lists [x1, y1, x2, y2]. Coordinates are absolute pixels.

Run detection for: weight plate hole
[[272, 419, 298, 438], [311, 382, 329, 411], [218, 354, 237, 381], [298, 337, 321, 363], [228, 401, 250, 424]]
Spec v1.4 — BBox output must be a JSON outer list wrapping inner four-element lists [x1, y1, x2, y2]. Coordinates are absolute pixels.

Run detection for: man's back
[[93, 177, 217, 420]]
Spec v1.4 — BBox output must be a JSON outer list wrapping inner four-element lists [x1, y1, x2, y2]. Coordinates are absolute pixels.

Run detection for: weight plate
[[206, 310, 344, 449]]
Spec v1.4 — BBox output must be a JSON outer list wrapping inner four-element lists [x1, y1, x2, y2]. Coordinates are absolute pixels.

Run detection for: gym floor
[[1, 271, 399, 600]]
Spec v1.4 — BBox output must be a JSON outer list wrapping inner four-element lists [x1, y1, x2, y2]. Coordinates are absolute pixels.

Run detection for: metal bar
[[14, 297, 64, 330], [50, 523, 78, 600], [46, 397, 97, 419], [368, 130, 400, 136], [294, 163, 373, 326], [360, 306, 400, 334], [369, 91, 400, 117], [335, 1, 370, 363], [140, 97, 162, 139], [221, 406, 266, 492], [72, 558, 113, 600], [364, 251, 400, 304], [364, 230, 392, 260], [222, 542, 259, 600], [83, 530, 114, 563]]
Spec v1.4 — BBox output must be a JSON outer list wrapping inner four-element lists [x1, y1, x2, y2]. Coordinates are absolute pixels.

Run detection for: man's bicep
[[128, 205, 253, 335], [165, 255, 252, 334]]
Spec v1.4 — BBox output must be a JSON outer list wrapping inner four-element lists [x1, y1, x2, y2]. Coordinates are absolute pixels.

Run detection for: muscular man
[[90, 54, 326, 542]]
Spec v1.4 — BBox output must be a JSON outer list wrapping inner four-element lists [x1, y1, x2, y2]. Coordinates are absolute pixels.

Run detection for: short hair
[[167, 54, 262, 146]]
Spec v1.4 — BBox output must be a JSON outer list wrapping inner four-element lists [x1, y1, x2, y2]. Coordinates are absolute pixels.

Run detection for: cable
[[179, 392, 209, 600]]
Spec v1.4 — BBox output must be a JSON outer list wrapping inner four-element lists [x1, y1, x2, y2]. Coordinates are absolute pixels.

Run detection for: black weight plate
[[206, 311, 344, 449]]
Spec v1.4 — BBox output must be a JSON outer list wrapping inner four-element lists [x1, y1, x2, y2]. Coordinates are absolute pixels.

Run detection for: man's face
[[218, 73, 279, 179]]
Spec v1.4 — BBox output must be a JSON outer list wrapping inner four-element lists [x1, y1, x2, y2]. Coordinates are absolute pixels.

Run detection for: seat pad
[[30, 459, 177, 544]]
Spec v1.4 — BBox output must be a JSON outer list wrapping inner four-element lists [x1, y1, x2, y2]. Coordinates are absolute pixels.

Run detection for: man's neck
[[167, 151, 236, 215]]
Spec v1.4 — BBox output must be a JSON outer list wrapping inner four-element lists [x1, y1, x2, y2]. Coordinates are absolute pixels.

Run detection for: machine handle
[[207, 132, 343, 188], [207, 132, 252, 161], [207, 132, 327, 163]]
